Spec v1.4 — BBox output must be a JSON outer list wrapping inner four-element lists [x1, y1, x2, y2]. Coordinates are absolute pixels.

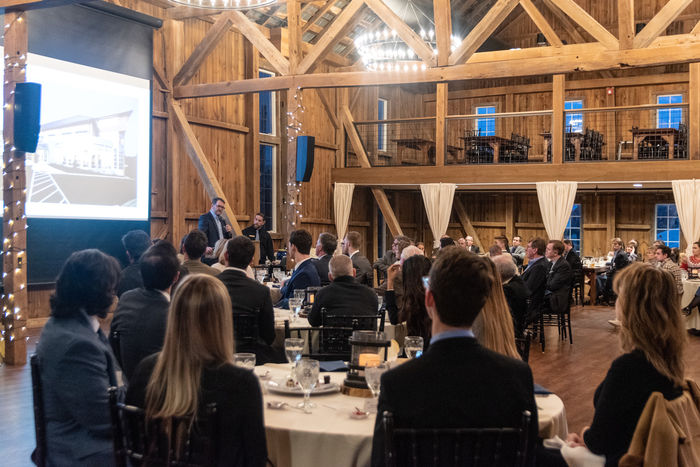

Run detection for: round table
[[682, 279, 700, 330], [258, 364, 567, 467]]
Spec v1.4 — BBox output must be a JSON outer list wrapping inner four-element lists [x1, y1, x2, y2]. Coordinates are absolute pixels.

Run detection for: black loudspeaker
[[14, 82, 42, 153], [296, 135, 315, 182]]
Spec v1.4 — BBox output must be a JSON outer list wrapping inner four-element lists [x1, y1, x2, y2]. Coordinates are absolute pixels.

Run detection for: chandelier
[[169, 0, 276, 10], [355, 1, 460, 72]]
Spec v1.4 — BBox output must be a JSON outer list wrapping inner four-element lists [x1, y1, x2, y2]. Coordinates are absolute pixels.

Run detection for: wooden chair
[[30, 354, 47, 467], [382, 410, 532, 467]]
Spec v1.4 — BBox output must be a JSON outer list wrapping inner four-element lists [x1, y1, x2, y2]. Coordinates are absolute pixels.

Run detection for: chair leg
[[567, 310, 573, 344], [539, 313, 545, 352]]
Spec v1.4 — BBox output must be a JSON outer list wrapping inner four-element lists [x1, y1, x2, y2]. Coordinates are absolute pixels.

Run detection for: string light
[[286, 87, 305, 142]]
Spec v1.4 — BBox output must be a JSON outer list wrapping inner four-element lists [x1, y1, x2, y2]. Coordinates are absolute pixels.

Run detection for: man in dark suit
[[544, 240, 573, 315], [598, 237, 629, 304], [510, 235, 526, 271], [308, 255, 378, 326], [217, 236, 276, 364], [242, 212, 275, 264], [182, 229, 218, 276], [313, 232, 336, 286], [277, 229, 321, 308], [371, 248, 537, 466], [343, 230, 373, 287], [110, 242, 180, 381], [493, 254, 530, 337], [116, 229, 152, 297], [465, 235, 480, 253], [522, 237, 549, 324], [198, 197, 233, 251], [563, 239, 583, 293], [373, 235, 411, 283]]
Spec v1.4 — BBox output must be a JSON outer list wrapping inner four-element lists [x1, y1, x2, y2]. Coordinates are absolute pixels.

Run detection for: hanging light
[[168, 0, 276, 10]]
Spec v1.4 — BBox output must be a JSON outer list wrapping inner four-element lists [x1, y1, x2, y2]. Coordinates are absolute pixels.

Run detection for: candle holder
[[341, 330, 390, 397]]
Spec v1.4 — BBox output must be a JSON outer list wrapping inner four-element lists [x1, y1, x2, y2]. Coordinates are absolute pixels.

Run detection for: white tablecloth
[[258, 364, 567, 467], [682, 280, 700, 330], [273, 308, 398, 343]]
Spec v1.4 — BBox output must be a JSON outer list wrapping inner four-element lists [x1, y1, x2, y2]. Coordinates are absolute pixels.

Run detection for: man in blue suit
[[198, 197, 233, 252], [276, 229, 320, 309]]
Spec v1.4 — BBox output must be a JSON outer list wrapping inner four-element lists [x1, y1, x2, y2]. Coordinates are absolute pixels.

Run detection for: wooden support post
[[606, 87, 616, 160], [617, 0, 634, 50], [338, 88, 348, 168], [284, 87, 301, 236], [453, 197, 483, 251], [606, 195, 616, 245], [504, 93, 514, 137], [552, 74, 565, 165], [2, 11, 28, 365], [505, 194, 514, 241], [244, 39, 260, 224], [690, 62, 700, 160], [436, 83, 448, 166]]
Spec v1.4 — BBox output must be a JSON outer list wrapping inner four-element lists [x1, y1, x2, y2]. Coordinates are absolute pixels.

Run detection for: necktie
[[255, 229, 260, 241], [215, 215, 224, 240]]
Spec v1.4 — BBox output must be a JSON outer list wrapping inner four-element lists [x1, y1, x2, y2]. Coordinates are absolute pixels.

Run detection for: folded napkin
[[319, 360, 347, 372], [534, 383, 553, 395], [543, 436, 606, 467]]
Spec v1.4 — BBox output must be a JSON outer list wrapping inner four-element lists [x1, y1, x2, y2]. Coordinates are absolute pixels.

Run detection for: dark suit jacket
[[242, 225, 275, 263], [351, 252, 373, 287], [109, 287, 169, 382], [116, 262, 142, 298], [313, 254, 332, 286], [610, 249, 629, 273], [546, 257, 573, 314], [308, 275, 379, 326], [277, 258, 321, 308], [467, 244, 480, 254], [127, 354, 267, 467], [371, 336, 537, 466], [36, 311, 118, 465], [564, 249, 583, 283], [522, 256, 549, 320], [503, 275, 530, 336], [198, 211, 232, 248]]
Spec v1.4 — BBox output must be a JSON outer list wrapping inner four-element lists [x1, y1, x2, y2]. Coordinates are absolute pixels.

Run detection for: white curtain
[[672, 179, 700, 255], [420, 183, 456, 249], [333, 183, 355, 254], [536, 181, 578, 240]]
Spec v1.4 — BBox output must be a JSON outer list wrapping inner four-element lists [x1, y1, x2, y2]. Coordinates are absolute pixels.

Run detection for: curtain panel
[[536, 181, 578, 241], [672, 179, 700, 255], [420, 183, 456, 249], [333, 183, 355, 254]]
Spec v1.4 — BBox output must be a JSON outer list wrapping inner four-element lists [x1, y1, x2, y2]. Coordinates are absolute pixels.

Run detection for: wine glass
[[284, 337, 304, 379], [295, 358, 320, 413], [273, 269, 286, 283], [232, 353, 256, 370], [289, 298, 303, 322], [294, 289, 306, 304], [404, 336, 424, 359], [364, 362, 389, 413]]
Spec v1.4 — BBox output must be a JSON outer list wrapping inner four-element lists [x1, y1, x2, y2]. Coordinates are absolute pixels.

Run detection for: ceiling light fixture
[[169, 0, 276, 10]]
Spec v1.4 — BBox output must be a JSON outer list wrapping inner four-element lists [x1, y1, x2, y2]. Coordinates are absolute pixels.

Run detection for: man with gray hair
[[492, 255, 529, 337], [308, 254, 378, 326]]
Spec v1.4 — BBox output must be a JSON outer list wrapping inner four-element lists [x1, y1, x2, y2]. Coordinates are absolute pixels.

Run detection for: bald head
[[329, 254, 354, 279], [400, 245, 423, 265], [492, 254, 517, 282]]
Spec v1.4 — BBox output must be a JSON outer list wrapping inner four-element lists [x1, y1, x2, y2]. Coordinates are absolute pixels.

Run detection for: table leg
[[574, 138, 582, 161], [587, 271, 598, 305], [663, 135, 675, 159], [492, 143, 500, 161]]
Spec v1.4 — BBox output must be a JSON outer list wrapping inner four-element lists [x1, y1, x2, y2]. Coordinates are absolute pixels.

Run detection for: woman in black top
[[567, 262, 686, 466], [126, 274, 267, 467], [385, 254, 432, 347]]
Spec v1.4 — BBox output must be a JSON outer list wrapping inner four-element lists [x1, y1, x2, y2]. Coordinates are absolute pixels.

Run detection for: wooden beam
[[173, 12, 233, 87], [364, 0, 435, 66], [296, 0, 365, 75], [634, 0, 693, 49], [230, 10, 290, 76], [540, 0, 591, 46], [168, 100, 242, 236], [552, 74, 564, 165], [453, 197, 483, 250], [617, 0, 635, 50], [153, 64, 170, 93], [548, 0, 619, 49], [287, 0, 302, 73], [505, 194, 515, 241], [435, 82, 447, 166], [302, 0, 336, 33], [449, 0, 520, 65], [244, 38, 260, 223], [690, 62, 700, 160], [520, 0, 563, 47], [606, 195, 616, 244], [433, 0, 452, 67], [315, 88, 339, 129], [371, 188, 403, 237], [186, 115, 249, 134]]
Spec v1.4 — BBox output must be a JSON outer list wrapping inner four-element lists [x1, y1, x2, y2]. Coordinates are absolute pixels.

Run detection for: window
[[259, 70, 276, 135], [565, 100, 583, 133], [260, 144, 276, 231], [475, 105, 496, 136], [655, 204, 680, 248], [564, 203, 582, 254], [657, 94, 683, 129], [377, 98, 388, 151]]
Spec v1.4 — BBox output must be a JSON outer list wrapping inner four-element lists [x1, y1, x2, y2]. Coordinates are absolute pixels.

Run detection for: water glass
[[377, 295, 384, 311], [294, 289, 306, 304], [404, 336, 424, 359], [364, 362, 389, 413], [233, 353, 256, 370], [284, 337, 304, 378], [255, 269, 266, 284], [289, 298, 303, 321], [295, 358, 320, 413]]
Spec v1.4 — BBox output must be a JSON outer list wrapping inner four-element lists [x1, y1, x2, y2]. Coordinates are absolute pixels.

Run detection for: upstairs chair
[[30, 354, 47, 467], [109, 387, 219, 467], [675, 123, 688, 159], [381, 410, 532, 467]]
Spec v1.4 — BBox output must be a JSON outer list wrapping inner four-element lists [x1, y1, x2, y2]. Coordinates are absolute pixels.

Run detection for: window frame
[[378, 97, 388, 152], [259, 143, 277, 232], [564, 99, 584, 133], [654, 203, 680, 249], [474, 105, 496, 136], [656, 94, 683, 130], [564, 203, 583, 254], [258, 69, 277, 136]]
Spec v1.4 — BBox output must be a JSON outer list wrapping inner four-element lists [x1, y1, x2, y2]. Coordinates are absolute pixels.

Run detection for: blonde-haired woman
[[126, 274, 267, 466], [209, 238, 230, 272], [566, 262, 686, 465], [472, 257, 521, 360]]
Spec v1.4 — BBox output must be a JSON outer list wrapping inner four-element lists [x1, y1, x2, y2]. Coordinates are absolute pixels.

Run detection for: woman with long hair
[[126, 274, 267, 466], [385, 254, 433, 347], [566, 262, 686, 465]]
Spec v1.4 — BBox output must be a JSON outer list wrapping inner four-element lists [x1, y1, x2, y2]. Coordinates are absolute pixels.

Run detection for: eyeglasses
[[215, 204, 225, 209]]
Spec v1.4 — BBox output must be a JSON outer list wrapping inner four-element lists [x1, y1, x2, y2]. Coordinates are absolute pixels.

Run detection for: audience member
[[416, 241, 425, 254], [308, 255, 378, 326], [457, 237, 467, 249], [36, 250, 121, 466], [313, 232, 336, 286], [277, 229, 321, 308], [197, 197, 232, 252], [371, 248, 537, 466], [343, 231, 373, 286], [386, 255, 432, 345], [206, 237, 229, 270], [655, 244, 684, 295], [488, 244, 502, 257], [242, 212, 275, 264], [562, 239, 582, 272], [126, 274, 267, 466], [684, 243, 700, 314], [439, 236, 456, 249], [465, 235, 480, 253], [645, 240, 665, 266], [493, 254, 529, 337], [217, 236, 276, 364], [626, 239, 639, 262], [494, 235, 510, 253], [565, 263, 686, 466], [182, 229, 218, 276], [544, 240, 573, 316], [110, 242, 180, 381], [373, 235, 411, 281], [117, 229, 152, 297], [510, 235, 526, 270], [383, 245, 425, 321], [598, 238, 629, 304], [670, 246, 681, 264], [522, 237, 549, 324]]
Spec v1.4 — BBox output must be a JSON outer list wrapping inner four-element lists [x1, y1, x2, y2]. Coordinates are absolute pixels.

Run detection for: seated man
[[373, 235, 411, 282], [492, 254, 529, 337], [521, 237, 549, 324], [217, 236, 276, 363], [277, 229, 321, 308], [343, 231, 373, 287], [656, 244, 684, 296], [313, 232, 336, 287], [597, 237, 629, 304], [116, 229, 152, 297], [544, 240, 573, 315], [110, 242, 180, 381], [370, 248, 537, 466], [308, 255, 379, 326], [181, 229, 218, 276]]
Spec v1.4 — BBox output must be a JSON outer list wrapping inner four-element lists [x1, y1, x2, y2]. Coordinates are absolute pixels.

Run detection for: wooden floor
[[1, 305, 699, 465]]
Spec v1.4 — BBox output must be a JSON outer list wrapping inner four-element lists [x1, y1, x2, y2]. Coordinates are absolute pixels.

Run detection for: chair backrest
[[109, 387, 218, 467], [382, 410, 532, 467], [30, 354, 47, 467], [109, 330, 124, 370], [232, 310, 260, 348], [515, 332, 531, 363]]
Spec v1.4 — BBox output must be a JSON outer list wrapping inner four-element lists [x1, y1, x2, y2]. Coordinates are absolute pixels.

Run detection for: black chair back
[[515, 331, 532, 363], [382, 410, 532, 467], [109, 387, 218, 467], [232, 310, 260, 348], [109, 330, 124, 370], [30, 354, 47, 467]]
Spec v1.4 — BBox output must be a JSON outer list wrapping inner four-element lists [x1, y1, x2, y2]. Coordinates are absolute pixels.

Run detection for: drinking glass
[[289, 298, 303, 322], [294, 289, 306, 304], [284, 337, 304, 379], [404, 336, 424, 359], [273, 269, 286, 283], [364, 362, 389, 413], [255, 269, 266, 284], [233, 353, 256, 370], [377, 295, 384, 312], [295, 358, 320, 413]]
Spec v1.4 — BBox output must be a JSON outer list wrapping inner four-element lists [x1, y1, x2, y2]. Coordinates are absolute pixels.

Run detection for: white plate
[[266, 378, 341, 396]]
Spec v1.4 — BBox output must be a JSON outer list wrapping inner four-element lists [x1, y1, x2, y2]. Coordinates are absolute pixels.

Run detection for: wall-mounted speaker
[[14, 82, 42, 153], [296, 135, 315, 182]]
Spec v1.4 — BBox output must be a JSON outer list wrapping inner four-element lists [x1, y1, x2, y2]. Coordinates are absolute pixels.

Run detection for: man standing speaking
[[198, 197, 233, 253]]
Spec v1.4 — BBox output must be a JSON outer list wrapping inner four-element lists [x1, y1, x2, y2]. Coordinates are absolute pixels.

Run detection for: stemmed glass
[[295, 358, 320, 414], [364, 362, 389, 413], [377, 295, 384, 312], [404, 336, 424, 359], [284, 337, 304, 379], [288, 298, 303, 322]]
